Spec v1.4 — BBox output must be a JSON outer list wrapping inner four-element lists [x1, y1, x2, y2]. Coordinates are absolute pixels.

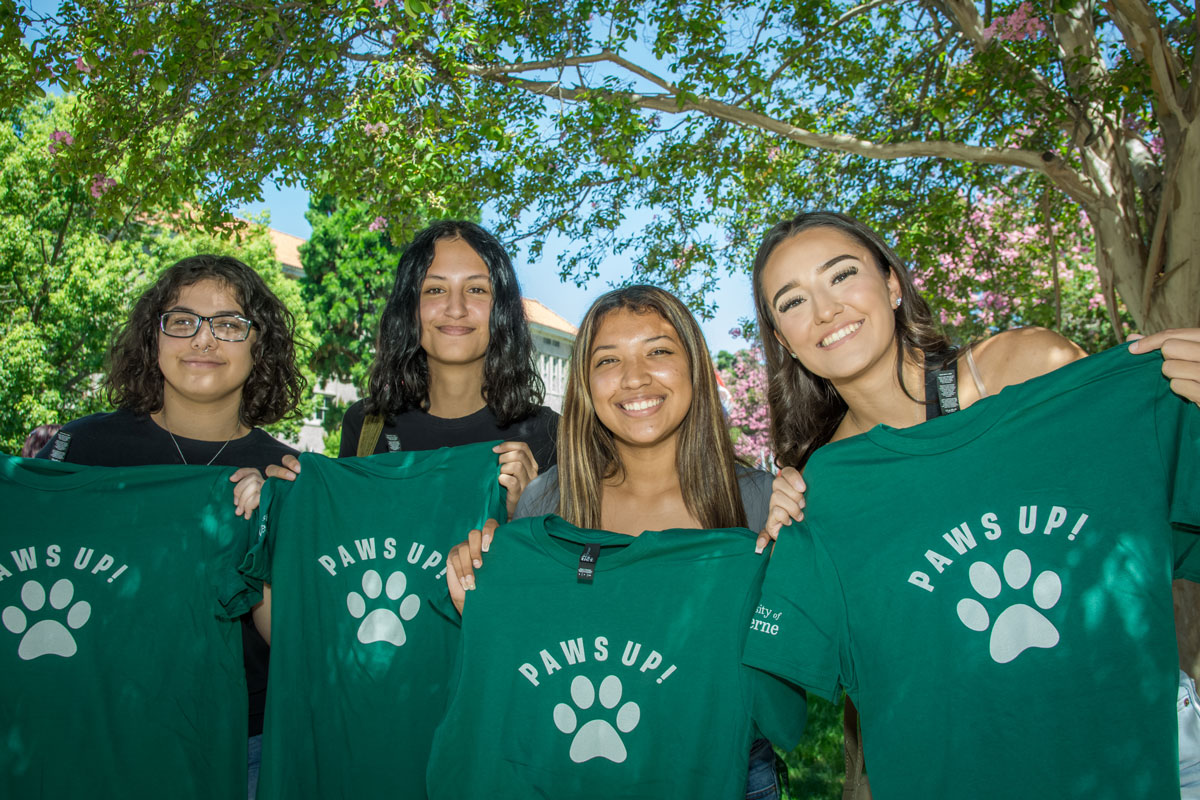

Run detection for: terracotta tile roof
[[267, 228, 306, 271], [523, 297, 577, 336]]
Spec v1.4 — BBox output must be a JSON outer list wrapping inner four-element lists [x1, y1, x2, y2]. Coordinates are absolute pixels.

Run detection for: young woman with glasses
[[35, 253, 306, 799]]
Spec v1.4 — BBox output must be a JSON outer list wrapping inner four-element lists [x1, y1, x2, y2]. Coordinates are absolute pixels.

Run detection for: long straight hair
[[364, 220, 544, 425], [557, 285, 746, 530], [752, 211, 953, 470]]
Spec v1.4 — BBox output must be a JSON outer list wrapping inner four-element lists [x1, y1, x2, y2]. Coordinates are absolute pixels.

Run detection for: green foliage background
[[0, 96, 314, 454]]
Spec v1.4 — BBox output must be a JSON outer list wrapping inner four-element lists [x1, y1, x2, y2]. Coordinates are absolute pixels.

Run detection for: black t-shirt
[[339, 400, 559, 470], [37, 408, 297, 473], [35, 407, 298, 738]]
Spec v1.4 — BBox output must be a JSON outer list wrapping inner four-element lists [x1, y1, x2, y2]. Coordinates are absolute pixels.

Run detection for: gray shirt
[[515, 464, 773, 533]]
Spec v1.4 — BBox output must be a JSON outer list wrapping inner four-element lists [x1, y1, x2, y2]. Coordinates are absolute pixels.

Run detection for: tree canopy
[[9, 0, 1197, 332], [0, 95, 314, 453]]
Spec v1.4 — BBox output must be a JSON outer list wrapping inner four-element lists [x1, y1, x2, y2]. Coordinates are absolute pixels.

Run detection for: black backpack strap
[[924, 348, 961, 420]]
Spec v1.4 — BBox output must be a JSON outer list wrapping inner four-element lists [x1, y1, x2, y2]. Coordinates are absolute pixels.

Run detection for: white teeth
[[821, 322, 862, 347], [621, 398, 663, 412]]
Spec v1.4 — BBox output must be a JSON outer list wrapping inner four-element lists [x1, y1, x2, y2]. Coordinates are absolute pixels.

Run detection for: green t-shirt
[[743, 344, 1200, 800], [426, 515, 807, 800], [0, 456, 258, 799], [242, 443, 503, 799]]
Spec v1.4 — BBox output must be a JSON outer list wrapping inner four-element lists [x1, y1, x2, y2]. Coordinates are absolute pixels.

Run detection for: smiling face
[[418, 237, 493, 370], [587, 308, 693, 454], [760, 225, 902, 384], [157, 278, 256, 411]]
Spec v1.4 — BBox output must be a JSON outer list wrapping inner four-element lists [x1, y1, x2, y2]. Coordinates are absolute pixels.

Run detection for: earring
[[894, 297, 902, 308], [789, 351, 799, 360]]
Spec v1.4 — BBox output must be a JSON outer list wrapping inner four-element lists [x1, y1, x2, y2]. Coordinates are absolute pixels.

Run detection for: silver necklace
[[163, 417, 237, 466]]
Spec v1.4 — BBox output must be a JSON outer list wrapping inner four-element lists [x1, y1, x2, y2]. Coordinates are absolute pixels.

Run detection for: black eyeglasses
[[159, 311, 255, 342]]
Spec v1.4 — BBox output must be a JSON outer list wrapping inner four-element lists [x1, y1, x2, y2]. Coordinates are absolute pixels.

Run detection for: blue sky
[[236, 183, 756, 356]]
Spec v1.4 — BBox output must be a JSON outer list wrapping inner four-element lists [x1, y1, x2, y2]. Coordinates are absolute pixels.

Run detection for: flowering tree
[[718, 338, 773, 470], [907, 188, 1129, 352]]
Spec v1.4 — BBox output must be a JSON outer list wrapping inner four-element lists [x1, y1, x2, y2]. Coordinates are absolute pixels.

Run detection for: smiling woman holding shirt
[[270, 220, 555, 519], [36, 254, 305, 799], [447, 286, 787, 800], [751, 210, 1200, 799]]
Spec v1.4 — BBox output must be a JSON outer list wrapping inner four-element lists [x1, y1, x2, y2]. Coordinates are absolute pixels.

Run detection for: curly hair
[[106, 254, 306, 427], [557, 285, 746, 531], [752, 211, 954, 471], [364, 220, 544, 425]]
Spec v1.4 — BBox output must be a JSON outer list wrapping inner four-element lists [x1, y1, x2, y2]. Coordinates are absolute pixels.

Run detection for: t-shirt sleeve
[[1157, 379, 1200, 534], [742, 520, 850, 702], [239, 478, 278, 585], [528, 407, 559, 471], [211, 470, 266, 620], [35, 423, 80, 462], [514, 469, 559, 520], [338, 401, 366, 458], [738, 572, 808, 749], [1154, 361, 1200, 578], [737, 467, 773, 533]]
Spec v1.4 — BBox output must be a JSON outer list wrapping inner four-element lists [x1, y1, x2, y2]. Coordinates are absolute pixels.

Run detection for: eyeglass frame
[[158, 311, 256, 342]]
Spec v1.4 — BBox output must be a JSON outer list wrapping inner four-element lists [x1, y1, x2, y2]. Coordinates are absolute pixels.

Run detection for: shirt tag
[[577, 543, 601, 584]]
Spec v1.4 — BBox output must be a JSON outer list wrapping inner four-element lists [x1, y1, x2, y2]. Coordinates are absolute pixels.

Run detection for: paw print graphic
[[3, 578, 92, 660], [956, 548, 1062, 664], [553, 674, 641, 763], [346, 569, 420, 646]]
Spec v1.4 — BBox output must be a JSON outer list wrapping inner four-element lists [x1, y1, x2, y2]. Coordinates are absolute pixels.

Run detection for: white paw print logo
[[3, 578, 92, 660], [346, 569, 420, 646], [956, 548, 1062, 664], [553, 675, 641, 763]]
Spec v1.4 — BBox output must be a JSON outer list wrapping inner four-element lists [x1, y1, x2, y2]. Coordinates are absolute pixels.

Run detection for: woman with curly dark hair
[[36, 252, 305, 799], [271, 220, 557, 519], [39, 254, 304, 475]]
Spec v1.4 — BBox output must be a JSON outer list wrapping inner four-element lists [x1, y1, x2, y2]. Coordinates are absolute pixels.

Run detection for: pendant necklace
[[163, 415, 238, 466]]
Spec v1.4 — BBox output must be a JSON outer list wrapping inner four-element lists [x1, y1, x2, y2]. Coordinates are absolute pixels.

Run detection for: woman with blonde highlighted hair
[[448, 285, 783, 799]]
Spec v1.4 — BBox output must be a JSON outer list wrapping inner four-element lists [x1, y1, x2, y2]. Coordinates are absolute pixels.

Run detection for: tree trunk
[[1148, 127, 1200, 330]]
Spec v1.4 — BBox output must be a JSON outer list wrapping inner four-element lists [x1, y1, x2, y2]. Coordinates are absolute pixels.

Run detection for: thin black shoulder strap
[[924, 347, 961, 420]]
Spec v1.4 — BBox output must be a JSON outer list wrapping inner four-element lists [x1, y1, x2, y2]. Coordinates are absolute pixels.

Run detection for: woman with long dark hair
[[750, 210, 1200, 798], [36, 253, 306, 799], [270, 220, 555, 519], [446, 286, 788, 799]]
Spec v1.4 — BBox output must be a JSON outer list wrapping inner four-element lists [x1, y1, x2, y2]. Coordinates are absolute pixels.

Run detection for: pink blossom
[[89, 174, 116, 198], [368, 216, 388, 232], [374, 0, 388, 7], [364, 121, 390, 136], [47, 130, 74, 155], [982, 3, 1046, 42], [132, 49, 147, 57], [75, 57, 92, 74]]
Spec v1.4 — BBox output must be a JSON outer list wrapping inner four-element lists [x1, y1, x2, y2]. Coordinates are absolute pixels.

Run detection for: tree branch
[[732, 0, 913, 106], [468, 69, 1100, 207], [1104, 0, 1187, 123], [1140, 153, 1182, 318], [933, 0, 1079, 129], [467, 51, 677, 93]]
